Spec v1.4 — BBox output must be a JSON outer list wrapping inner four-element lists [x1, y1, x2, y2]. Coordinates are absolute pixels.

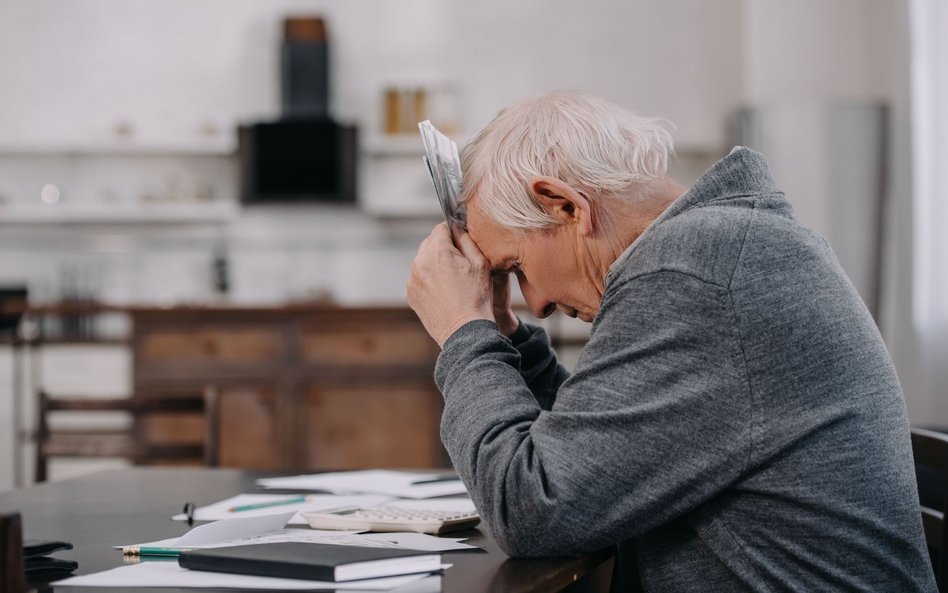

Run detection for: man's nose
[[518, 277, 556, 319]]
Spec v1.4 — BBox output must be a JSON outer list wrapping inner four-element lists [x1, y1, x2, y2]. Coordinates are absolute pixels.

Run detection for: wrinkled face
[[466, 199, 602, 322]]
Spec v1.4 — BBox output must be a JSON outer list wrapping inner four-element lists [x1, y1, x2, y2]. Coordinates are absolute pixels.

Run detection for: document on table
[[171, 493, 393, 525], [257, 470, 469, 499], [54, 561, 445, 590], [161, 512, 294, 546], [126, 528, 478, 552]]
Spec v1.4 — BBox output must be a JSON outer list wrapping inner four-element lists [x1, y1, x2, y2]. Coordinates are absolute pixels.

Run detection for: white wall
[[740, 0, 939, 425], [446, 0, 744, 147], [0, 0, 443, 149], [0, 0, 744, 151], [742, 0, 890, 103], [903, 0, 948, 428]]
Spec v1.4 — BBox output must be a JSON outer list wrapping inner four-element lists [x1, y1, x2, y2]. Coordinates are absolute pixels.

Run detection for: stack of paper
[[55, 562, 443, 590], [58, 470, 478, 590], [58, 513, 468, 589], [171, 493, 393, 525], [257, 470, 469, 499], [126, 519, 478, 553]]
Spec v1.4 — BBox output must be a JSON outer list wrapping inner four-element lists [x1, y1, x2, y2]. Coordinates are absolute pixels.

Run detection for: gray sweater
[[434, 148, 935, 592]]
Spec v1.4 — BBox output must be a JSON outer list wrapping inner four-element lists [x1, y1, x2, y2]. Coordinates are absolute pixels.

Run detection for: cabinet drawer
[[138, 327, 283, 364], [301, 383, 446, 469], [301, 328, 437, 366]]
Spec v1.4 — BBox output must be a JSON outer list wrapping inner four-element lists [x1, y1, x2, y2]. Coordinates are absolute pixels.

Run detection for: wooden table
[[0, 468, 614, 593]]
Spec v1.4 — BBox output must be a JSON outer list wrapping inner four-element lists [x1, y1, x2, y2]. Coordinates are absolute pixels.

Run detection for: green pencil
[[122, 545, 196, 557]]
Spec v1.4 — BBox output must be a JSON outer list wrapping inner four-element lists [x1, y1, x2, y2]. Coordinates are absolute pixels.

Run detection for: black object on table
[[0, 468, 614, 593], [24, 539, 78, 580]]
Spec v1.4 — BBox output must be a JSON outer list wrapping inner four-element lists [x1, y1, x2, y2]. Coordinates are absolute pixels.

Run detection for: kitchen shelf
[[0, 202, 239, 224], [0, 140, 237, 157]]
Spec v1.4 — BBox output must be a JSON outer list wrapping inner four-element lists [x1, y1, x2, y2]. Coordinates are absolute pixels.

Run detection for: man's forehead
[[466, 200, 519, 270]]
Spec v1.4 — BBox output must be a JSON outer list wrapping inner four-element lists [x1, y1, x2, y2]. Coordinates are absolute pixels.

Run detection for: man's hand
[[491, 272, 520, 337], [407, 224, 494, 348]]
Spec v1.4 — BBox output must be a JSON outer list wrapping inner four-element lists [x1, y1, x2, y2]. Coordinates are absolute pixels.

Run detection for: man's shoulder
[[613, 193, 788, 288]]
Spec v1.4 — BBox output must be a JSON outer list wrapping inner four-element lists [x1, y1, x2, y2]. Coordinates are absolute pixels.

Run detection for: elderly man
[[407, 91, 934, 592]]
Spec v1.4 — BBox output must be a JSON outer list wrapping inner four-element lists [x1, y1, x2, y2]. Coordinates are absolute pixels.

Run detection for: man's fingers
[[449, 224, 464, 246], [422, 223, 462, 255], [492, 270, 511, 289], [431, 222, 453, 243], [453, 228, 488, 267]]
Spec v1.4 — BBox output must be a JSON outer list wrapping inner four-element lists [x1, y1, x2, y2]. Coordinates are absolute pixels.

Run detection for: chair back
[[0, 512, 26, 593], [35, 385, 220, 482], [911, 427, 948, 590]]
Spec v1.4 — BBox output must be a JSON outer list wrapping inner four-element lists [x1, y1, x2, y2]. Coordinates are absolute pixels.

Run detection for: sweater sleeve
[[434, 270, 752, 557], [507, 321, 571, 411]]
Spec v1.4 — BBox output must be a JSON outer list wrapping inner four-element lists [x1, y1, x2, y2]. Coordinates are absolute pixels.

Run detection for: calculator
[[301, 506, 481, 535]]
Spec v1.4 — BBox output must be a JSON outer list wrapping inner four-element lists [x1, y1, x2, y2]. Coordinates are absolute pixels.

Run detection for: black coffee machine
[[239, 17, 357, 204]]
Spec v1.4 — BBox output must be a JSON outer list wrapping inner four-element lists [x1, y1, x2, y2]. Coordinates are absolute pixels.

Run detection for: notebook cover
[[178, 542, 439, 582]]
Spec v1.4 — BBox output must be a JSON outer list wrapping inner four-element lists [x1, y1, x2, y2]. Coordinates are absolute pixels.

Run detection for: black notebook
[[178, 542, 441, 582]]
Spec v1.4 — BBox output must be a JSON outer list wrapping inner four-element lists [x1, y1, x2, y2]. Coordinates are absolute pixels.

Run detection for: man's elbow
[[484, 510, 580, 558], [489, 525, 540, 557]]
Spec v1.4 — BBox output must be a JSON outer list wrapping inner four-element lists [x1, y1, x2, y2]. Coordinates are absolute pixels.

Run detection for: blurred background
[[0, 0, 945, 490]]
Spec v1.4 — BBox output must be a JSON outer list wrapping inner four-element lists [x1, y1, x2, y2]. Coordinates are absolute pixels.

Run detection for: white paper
[[257, 470, 468, 499], [53, 561, 441, 590], [119, 528, 362, 550], [122, 528, 477, 553], [231, 530, 476, 552], [388, 574, 443, 593], [211, 530, 469, 551], [171, 493, 393, 524], [170, 512, 293, 546], [356, 532, 476, 552]]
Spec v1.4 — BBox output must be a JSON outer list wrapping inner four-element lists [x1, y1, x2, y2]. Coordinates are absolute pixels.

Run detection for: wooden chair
[[911, 427, 948, 591], [34, 385, 220, 483], [0, 513, 26, 593]]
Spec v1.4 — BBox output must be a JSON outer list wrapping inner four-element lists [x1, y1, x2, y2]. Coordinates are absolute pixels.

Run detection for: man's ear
[[528, 176, 594, 236]]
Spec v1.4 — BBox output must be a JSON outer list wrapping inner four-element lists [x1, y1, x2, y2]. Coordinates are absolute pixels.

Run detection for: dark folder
[[178, 542, 441, 582]]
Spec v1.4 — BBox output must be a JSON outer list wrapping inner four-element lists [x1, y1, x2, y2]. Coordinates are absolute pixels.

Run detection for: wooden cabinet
[[301, 382, 444, 470], [138, 327, 283, 364], [132, 307, 447, 471]]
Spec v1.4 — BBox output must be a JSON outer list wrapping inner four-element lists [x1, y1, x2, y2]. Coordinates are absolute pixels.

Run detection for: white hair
[[459, 90, 675, 230]]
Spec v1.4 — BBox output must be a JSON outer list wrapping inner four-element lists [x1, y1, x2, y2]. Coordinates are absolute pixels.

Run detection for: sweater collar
[[606, 146, 779, 282]]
